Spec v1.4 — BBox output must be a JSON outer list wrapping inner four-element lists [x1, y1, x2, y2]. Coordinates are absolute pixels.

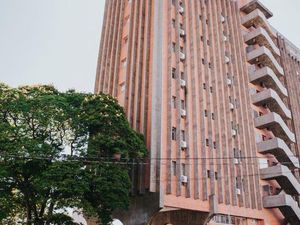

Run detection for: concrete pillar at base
[[149, 210, 211, 225], [86, 192, 160, 225]]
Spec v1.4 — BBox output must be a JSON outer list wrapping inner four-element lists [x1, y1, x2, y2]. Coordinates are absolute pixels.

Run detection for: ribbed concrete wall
[[94, 0, 300, 224]]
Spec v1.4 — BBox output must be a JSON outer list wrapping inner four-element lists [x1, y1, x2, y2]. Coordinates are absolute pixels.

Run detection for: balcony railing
[[260, 165, 300, 195], [263, 194, 300, 224], [240, 0, 273, 19], [251, 89, 291, 119], [249, 67, 288, 97], [247, 46, 284, 77], [244, 27, 280, 57], [254, 112, 296, 143], [242, 9, 276, 39], [257, 138, 299, 169]]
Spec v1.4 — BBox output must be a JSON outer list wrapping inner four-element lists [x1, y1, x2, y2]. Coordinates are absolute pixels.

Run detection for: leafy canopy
[[0, 84, 147, 225]]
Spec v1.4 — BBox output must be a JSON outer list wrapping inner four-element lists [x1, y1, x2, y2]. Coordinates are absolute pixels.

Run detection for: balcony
[[251, 89, 291, 119], [263, 194, 300, 224], [242, 9, 276, 39], [260, 165, 300, 195], [254, 112, 296, 144], [240, 0, 273, 19], [257, 138, 299, 169], [249, 67, 288, 97], [247, 46, 284, 77], [244, 27, 280, 57]]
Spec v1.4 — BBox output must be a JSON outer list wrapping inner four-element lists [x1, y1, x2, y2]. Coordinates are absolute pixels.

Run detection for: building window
[[239, 150, 243, 162], [181, 130, 186, 141], [207, 170, 211, 178], [172, 19, 176, 28], [235, 177, 239, 189], [204, 110, 208, 117], [202, 58, 205, 64], [123, 36, 128, 45], [172, 42, 176, 52], [207, 39, 210, 46], [210, 86, 213, 93], [213, 141, 216, 149], [234, 148, 239, 163], [172, 161, 176, 176], [205, 138, 209, 146], [172, 96, 176, 108], [203, 83, 206, 89], [211, 113, 215, 120], [121, 58, 127, 67], [215, 172, 218, 180], [181, 163, 186, 176], [124, 15, 130, 26], [235, 99, 239, 108], [201, 36, 204, 42], [172, 67, 176, 79], [180, 71, 184, 79], [172, 127, 176, 140], [120, 82, 126, 93], [181, 99, 185, 109]]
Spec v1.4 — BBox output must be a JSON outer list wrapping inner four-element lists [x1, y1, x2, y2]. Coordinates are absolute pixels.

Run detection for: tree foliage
[[0, 84, 147, 225]]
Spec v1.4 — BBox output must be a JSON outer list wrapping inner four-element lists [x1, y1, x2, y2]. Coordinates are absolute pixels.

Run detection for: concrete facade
[[93, 0, 300, 224]]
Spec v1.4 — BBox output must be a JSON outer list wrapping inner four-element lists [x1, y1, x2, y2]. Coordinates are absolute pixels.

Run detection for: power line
[[0, 152, 299, 167], [1, 153, 299, 186], [0, 151, 299, 161]]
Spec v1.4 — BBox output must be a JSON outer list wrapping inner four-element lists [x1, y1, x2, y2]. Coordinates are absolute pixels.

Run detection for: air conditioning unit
[[180, 79, 186, 87], [236, 188, 241, 195], [227, 78, 232, 86], [229, 103, 234, 110], [180, 29, 186, 37], [225, 56, 230, 64], [234, 158, 239, 165], [232, 129, 237, 137], [181, 140, 187, 149], [220, 15, 225, 23], [180, 175, 188, 183], [179, 52, 186, 61], [178, 6, 184, 14], [181, 109, 186, 117]]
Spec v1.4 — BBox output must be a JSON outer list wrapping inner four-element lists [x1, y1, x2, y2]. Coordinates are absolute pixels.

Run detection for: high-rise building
[[94, 0, 300, 224]]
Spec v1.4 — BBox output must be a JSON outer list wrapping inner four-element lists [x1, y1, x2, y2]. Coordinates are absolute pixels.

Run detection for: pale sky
[[0, 0, 299, 93]]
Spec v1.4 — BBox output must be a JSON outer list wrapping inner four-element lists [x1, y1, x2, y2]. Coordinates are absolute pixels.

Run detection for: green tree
[[0, 84, 147, 225]]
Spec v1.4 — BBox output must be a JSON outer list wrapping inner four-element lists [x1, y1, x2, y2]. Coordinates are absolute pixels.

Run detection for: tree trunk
[[26, 204, 32, 225], [45, 201, 55, 225]]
